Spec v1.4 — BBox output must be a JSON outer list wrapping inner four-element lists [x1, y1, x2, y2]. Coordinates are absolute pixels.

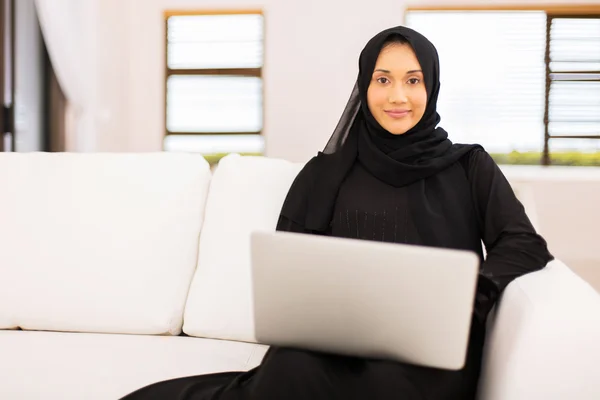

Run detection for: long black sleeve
[[276, 215, 307, 233], [466, 149, 553, 320]]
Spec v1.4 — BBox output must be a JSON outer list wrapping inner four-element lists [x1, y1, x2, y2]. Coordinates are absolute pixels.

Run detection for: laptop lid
[[250, 230, 479, 370]]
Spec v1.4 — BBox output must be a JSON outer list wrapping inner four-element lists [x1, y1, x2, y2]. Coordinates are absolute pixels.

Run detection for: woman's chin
[[391, 120, 422, 135], [378, 119, 416, 135], [383, 125, 411, 135]]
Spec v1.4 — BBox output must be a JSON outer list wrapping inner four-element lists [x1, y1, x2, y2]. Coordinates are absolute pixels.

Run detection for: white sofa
[[0, 153, 599, 400]]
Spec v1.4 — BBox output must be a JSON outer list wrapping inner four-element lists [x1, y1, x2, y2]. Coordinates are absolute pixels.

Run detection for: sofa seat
[[0, 330, 268, 400]]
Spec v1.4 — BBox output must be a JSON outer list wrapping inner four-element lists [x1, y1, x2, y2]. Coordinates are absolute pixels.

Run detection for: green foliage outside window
[[491, 151, 600, 167]]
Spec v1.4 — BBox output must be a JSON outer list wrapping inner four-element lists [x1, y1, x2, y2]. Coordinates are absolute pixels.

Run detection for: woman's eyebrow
[[372, 69, 423, 74]]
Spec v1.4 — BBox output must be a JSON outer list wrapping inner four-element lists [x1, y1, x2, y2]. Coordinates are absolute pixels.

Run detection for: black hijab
[[280, 26, 481, 233]]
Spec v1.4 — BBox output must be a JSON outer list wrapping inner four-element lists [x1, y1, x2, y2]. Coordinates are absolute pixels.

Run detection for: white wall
[[503, 166, 600, 291], [407, 0, 600, 5], [86, 0, 599, 289], [535, 180, 600, 291], [97, 0, 600, 159], [94, 1, 130, 152], [101, 0, 404, 160]]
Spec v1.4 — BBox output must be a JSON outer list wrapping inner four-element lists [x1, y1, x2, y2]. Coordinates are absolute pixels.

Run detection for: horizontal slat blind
[[163, 134, 264, 155], [165, 13, 264, 158], [548, 17, 600, 148], [406, 11, 547, 153], [166, 75, 263, 133], [167, 14, 264, 69]]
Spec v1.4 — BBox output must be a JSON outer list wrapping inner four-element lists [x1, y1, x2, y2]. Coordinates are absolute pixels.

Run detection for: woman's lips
[[384, 109, 411, 118]]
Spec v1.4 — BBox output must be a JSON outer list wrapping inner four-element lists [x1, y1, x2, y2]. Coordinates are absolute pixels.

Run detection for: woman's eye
[[407, 78, 421, 85], [377, 77, 390, 84]]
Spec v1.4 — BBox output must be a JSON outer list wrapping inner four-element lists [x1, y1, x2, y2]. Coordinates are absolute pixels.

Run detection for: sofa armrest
[[477, 259, 600, 400]]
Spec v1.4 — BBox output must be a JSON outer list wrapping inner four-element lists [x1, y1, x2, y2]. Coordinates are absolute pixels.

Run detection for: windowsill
[[499, 164, 600, 181]]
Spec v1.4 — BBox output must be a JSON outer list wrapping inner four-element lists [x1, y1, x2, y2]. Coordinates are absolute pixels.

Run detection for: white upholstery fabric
[[2, 153, 598, 399], [0, 330, 267, 400], [183, 154, 304, 342], [478, 259, 600, 400], [0, 153, 211, 335]]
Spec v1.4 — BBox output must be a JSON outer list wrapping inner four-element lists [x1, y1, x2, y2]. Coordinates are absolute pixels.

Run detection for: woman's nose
[[388, 84, 408, 104]]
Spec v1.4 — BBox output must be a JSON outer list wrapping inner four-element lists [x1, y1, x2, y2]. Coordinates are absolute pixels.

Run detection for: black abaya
[[121, 149, 552, 400], [120, 25, 553, 400]]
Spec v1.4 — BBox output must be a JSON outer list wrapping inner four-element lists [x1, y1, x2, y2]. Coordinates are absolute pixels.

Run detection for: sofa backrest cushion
[[183, 154, 304, 342], [0, 153, 211, 335]]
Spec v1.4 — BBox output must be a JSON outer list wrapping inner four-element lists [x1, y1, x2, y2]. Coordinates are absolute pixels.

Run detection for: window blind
[[164, 13, 265, 156], [548, 17, 600, 152], [166, 75, 263, 133], [167, 14, 264, 69], [405, 11, 547, 153]]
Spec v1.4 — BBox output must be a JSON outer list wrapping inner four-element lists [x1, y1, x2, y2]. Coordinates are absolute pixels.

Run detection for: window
[[164, 11, 264, 163], [405, 6, 600, 166]]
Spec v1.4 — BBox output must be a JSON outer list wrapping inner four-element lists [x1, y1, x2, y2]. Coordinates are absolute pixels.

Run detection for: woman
[[122, 26, 552, 400]]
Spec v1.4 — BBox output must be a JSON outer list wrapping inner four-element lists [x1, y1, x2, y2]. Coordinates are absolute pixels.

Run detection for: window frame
[[163, 9, 265, 140], [543, 13, 600, 164], [404, 4, 600, 166]]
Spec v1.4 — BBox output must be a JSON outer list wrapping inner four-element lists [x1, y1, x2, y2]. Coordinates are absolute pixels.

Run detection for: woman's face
[[367, 43, 427, 135]]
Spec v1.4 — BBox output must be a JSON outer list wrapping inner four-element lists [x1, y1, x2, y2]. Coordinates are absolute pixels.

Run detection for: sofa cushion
[[0, 330, 267, 400], [0, 153, 211, 335], [183, 154, 304, 342]]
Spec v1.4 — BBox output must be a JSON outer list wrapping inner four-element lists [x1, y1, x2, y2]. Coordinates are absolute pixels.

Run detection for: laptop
[[250, 230, 480, 370]]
